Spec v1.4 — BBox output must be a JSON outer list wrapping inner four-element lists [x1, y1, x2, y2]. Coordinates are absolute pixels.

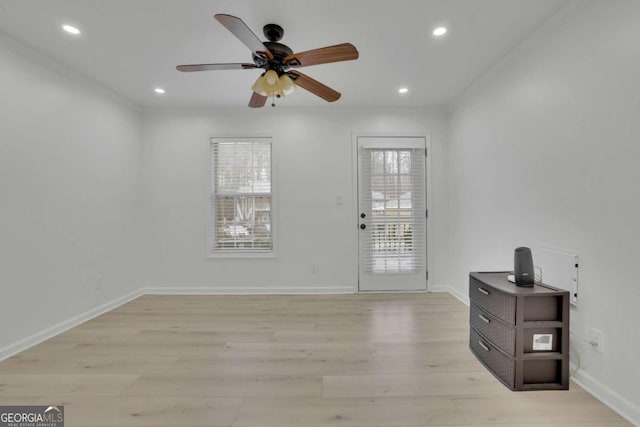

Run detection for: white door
[[357, 137, 427, 291]]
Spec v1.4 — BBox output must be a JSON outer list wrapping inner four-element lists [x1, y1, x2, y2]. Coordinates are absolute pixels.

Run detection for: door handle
[[360, 224, 366, 230], [360, 213, 366, 218]]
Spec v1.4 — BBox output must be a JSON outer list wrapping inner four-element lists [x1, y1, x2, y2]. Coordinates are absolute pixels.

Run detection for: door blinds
[[359, 147, 426, 273]]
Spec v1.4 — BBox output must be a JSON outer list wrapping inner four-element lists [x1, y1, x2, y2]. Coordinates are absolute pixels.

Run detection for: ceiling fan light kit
[[176, 14, 359, 108], [252, 71, 297, 98]]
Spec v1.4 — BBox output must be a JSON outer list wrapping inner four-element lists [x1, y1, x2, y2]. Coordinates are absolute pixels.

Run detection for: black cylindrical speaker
[[514, 247, 535, 287]]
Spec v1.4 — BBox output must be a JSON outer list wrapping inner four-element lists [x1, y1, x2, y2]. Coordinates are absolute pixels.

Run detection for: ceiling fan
[[176, 14, 359, 108]]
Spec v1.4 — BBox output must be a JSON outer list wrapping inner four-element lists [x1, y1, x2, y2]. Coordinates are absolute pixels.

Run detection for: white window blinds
[[359, 147, 426, 273], [210, 139, 272, 253]]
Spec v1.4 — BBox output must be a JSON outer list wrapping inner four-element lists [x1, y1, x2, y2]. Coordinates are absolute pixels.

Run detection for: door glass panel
[[366, 149, 422, 273]]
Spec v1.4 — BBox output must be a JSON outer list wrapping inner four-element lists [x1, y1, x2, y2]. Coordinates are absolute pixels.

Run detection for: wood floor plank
[[219, 342, 375, 358], [0, 354, 177, 375], [123, 374, 322, 398], [373, 339, 469, 357], [232, 396, 466, 427], [81, 319, 317, 333], [342, 353, 483, 375], [13, 341, 79, 357], [314, 314, 470, 332], [0, 374, 138, 397], [322, 371, 510, 398], [130, 329, 275, 345], [272, 327, 469, 343], [45, 328, 140, 344], [67, 342, 225, 358], [166, 356, 344, 376], [64, 396, 242, 427]]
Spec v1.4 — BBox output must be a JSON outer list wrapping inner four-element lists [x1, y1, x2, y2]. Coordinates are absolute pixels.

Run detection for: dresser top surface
[[470, 272, 568, 296]]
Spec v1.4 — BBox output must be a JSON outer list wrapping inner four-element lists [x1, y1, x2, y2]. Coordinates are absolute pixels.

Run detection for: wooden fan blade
[[176, 63, 256, 72], [249, 92, 267, 108], [285, 43, 358, 68], [214, 14, 273, 60], [288, 71, 341, 102]]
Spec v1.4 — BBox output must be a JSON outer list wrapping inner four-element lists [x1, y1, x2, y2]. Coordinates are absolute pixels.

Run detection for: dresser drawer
[[470, 303, 516, 356], [469, 277, 516, 324], [470, 327, 515, 389]]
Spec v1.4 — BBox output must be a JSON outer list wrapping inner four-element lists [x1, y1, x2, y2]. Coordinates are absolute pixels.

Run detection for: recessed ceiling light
[[433, 27, 447, 37], [398, 87, 409, 94], [154, 88, 166, 94], [62, 24, 80, 35]]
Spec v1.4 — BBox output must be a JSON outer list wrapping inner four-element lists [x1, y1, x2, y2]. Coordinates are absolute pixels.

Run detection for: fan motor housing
[[263, 41, 293, 60], [253, 41, 293, 72]]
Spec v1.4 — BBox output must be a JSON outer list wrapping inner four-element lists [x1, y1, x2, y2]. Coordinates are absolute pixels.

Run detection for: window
[[210, 138, 273, 255]]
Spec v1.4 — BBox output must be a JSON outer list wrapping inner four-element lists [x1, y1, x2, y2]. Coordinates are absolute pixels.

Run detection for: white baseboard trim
[[0, 288, 144, 362], [432, 285, 470, 306], [570, 363, 639, 426], [142, 286, 355, 295]]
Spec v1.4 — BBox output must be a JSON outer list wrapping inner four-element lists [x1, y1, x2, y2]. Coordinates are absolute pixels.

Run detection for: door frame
[[351, 132, 433, 293]]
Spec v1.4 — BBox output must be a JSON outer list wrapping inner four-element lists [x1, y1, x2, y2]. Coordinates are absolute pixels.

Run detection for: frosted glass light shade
[[264, 70, 279, 87], [279, 74, 296, 96], [251, 76, 268, 96]]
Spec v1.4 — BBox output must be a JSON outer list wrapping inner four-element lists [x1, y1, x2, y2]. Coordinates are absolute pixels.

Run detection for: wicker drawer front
[[469, 277, 516, 324], [470, 303, 516, 356], [470, 327, 515, 389]]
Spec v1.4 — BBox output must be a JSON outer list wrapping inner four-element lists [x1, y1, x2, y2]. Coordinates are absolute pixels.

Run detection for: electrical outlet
[[589, 328, 604, 353], [310, 264, 319, 275], [95, 274, 103, 290]]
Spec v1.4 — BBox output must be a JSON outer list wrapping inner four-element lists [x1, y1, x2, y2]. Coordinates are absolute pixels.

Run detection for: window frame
[[208, 137, 276, 259]]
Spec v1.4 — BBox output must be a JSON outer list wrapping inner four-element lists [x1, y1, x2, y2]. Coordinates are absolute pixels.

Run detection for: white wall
[[0, 35, 143, 354], [140, 107, 449, 292], [448, 0, 640, 423], [2, 2, 638, 421]]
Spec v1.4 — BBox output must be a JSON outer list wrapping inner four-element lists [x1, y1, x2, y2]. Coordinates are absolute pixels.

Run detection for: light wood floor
[[0, 293, 629, 427]]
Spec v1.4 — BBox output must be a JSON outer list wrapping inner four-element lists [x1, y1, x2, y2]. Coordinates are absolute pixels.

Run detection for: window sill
[[208, 251, 277, 259]]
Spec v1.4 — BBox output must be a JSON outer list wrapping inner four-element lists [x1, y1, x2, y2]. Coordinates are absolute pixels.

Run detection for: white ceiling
[[0, 0, 568, 109]]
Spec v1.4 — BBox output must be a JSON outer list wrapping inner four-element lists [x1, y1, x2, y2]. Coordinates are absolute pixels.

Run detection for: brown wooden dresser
[[469, 271, 570, 391]]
